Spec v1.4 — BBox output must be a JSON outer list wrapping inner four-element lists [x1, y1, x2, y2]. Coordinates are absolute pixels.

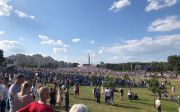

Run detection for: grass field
[[55, 79, 180, 112]]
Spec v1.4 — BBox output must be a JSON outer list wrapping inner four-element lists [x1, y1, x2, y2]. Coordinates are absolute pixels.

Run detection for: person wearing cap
[[8, 74, 24, 112]]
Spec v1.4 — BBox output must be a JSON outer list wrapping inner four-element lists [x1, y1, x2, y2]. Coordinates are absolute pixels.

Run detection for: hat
[[15, 74, 24, 79]]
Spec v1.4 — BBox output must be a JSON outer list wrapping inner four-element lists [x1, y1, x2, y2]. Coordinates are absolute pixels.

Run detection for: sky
[[0, 0, 180, 64]]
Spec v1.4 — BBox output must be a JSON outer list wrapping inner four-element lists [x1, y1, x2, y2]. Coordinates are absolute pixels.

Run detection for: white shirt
[[155, 99, 161, 107], [31, 86, 37, 95], [105, 89, 111, 97]]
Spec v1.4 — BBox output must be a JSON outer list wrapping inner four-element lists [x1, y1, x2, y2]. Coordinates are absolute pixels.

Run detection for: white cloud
[[15, 9, 35, 19], [98, 50, 104, 54], [0, 30, 5, 35], [19, 37, 25, 40], [106, 55, 135, 63], [0, 0, 12, 16], [148, 16, 180, 32], [112, 56, 119, 60], [39, 34, 65, 46], [72, 38, 80, 43], [145, 0, 177, 12], [91, 40, 95, 44], [53, 47, 67, 54], [0, 40, 25, 56], [39, 34, 69, 54], [109, 0, 131, 12], [100, 34, 180, 56], [91, 52, 96, 57]]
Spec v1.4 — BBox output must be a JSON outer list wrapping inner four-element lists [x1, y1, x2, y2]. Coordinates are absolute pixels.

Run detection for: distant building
[[6, 57, 17, 68]]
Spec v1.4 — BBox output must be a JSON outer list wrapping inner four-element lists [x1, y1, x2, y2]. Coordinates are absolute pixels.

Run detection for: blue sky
[[0, 0, 180, 64]]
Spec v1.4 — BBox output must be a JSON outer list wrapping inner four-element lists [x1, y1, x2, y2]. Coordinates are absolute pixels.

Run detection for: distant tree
[[168, 55, 179, 70], [0, 49, 5, 66], [147, 78, 161, 94], [173, 64, 180, 75], [168, 55, 180, 74], [71, 63, 79, 67]]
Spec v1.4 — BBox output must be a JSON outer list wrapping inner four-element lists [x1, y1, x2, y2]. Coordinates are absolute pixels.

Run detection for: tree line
[[97, 55, 180, 74]]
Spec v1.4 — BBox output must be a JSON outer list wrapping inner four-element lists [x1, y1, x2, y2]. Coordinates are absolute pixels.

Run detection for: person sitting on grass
[[134, 93, 138, 100], [17, 87, 54, 112], [69, 104, 88, 112]]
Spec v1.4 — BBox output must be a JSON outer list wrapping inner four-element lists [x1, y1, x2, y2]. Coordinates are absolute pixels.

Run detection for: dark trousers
[[97, 96, 100, 103], [1, 100, 6, 112], [157, 106, 161, 112], [65, 99, 69, 112]]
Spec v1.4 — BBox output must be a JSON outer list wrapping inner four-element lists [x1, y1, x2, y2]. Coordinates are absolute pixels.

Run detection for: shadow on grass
[[80, 97, 95, 102], [55, 106, 70, 112], [135, 100, 153, 106], [113, 104, 141, 109]]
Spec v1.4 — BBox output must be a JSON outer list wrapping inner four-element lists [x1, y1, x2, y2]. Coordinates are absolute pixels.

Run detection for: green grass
[[54, 81, 180, 112]]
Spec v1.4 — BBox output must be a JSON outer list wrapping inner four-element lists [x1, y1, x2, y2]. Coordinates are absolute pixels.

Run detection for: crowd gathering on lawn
[[0, 67, 180, 112]]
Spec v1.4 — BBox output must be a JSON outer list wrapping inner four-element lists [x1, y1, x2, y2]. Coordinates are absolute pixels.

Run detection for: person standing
[[13, 81, 34, 111], [31, 82, 37, 100], [105, 87, 110, 104], [95, 87, 101, 104], [49, 88, 56, 111], [178, 96, 180, 112], [17, 87, 54, 112], [110, 88, 114, 105], [77, 82, 80, 97], [155, 97, 161, 112], [120, 88, 124, 101], [65, 88, 69, 112], [57, 88, 63, 108], [172, 86, 176, 95], [0, 76, 8, 112], [8, 74, 24, 112], [74, 83, 78, 99], [93, 86, 97, 101]]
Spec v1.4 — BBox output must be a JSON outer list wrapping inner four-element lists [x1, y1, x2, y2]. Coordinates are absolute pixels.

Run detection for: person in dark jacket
[[65, 88, 69, 112]]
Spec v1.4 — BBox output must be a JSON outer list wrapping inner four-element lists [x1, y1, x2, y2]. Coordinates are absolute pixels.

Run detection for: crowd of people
[[0, 71, 89, 112], [0, 66, 179, 112]]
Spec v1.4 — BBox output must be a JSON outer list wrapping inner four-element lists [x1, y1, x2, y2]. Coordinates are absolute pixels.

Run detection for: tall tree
[[168, 55, 179, 71]]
